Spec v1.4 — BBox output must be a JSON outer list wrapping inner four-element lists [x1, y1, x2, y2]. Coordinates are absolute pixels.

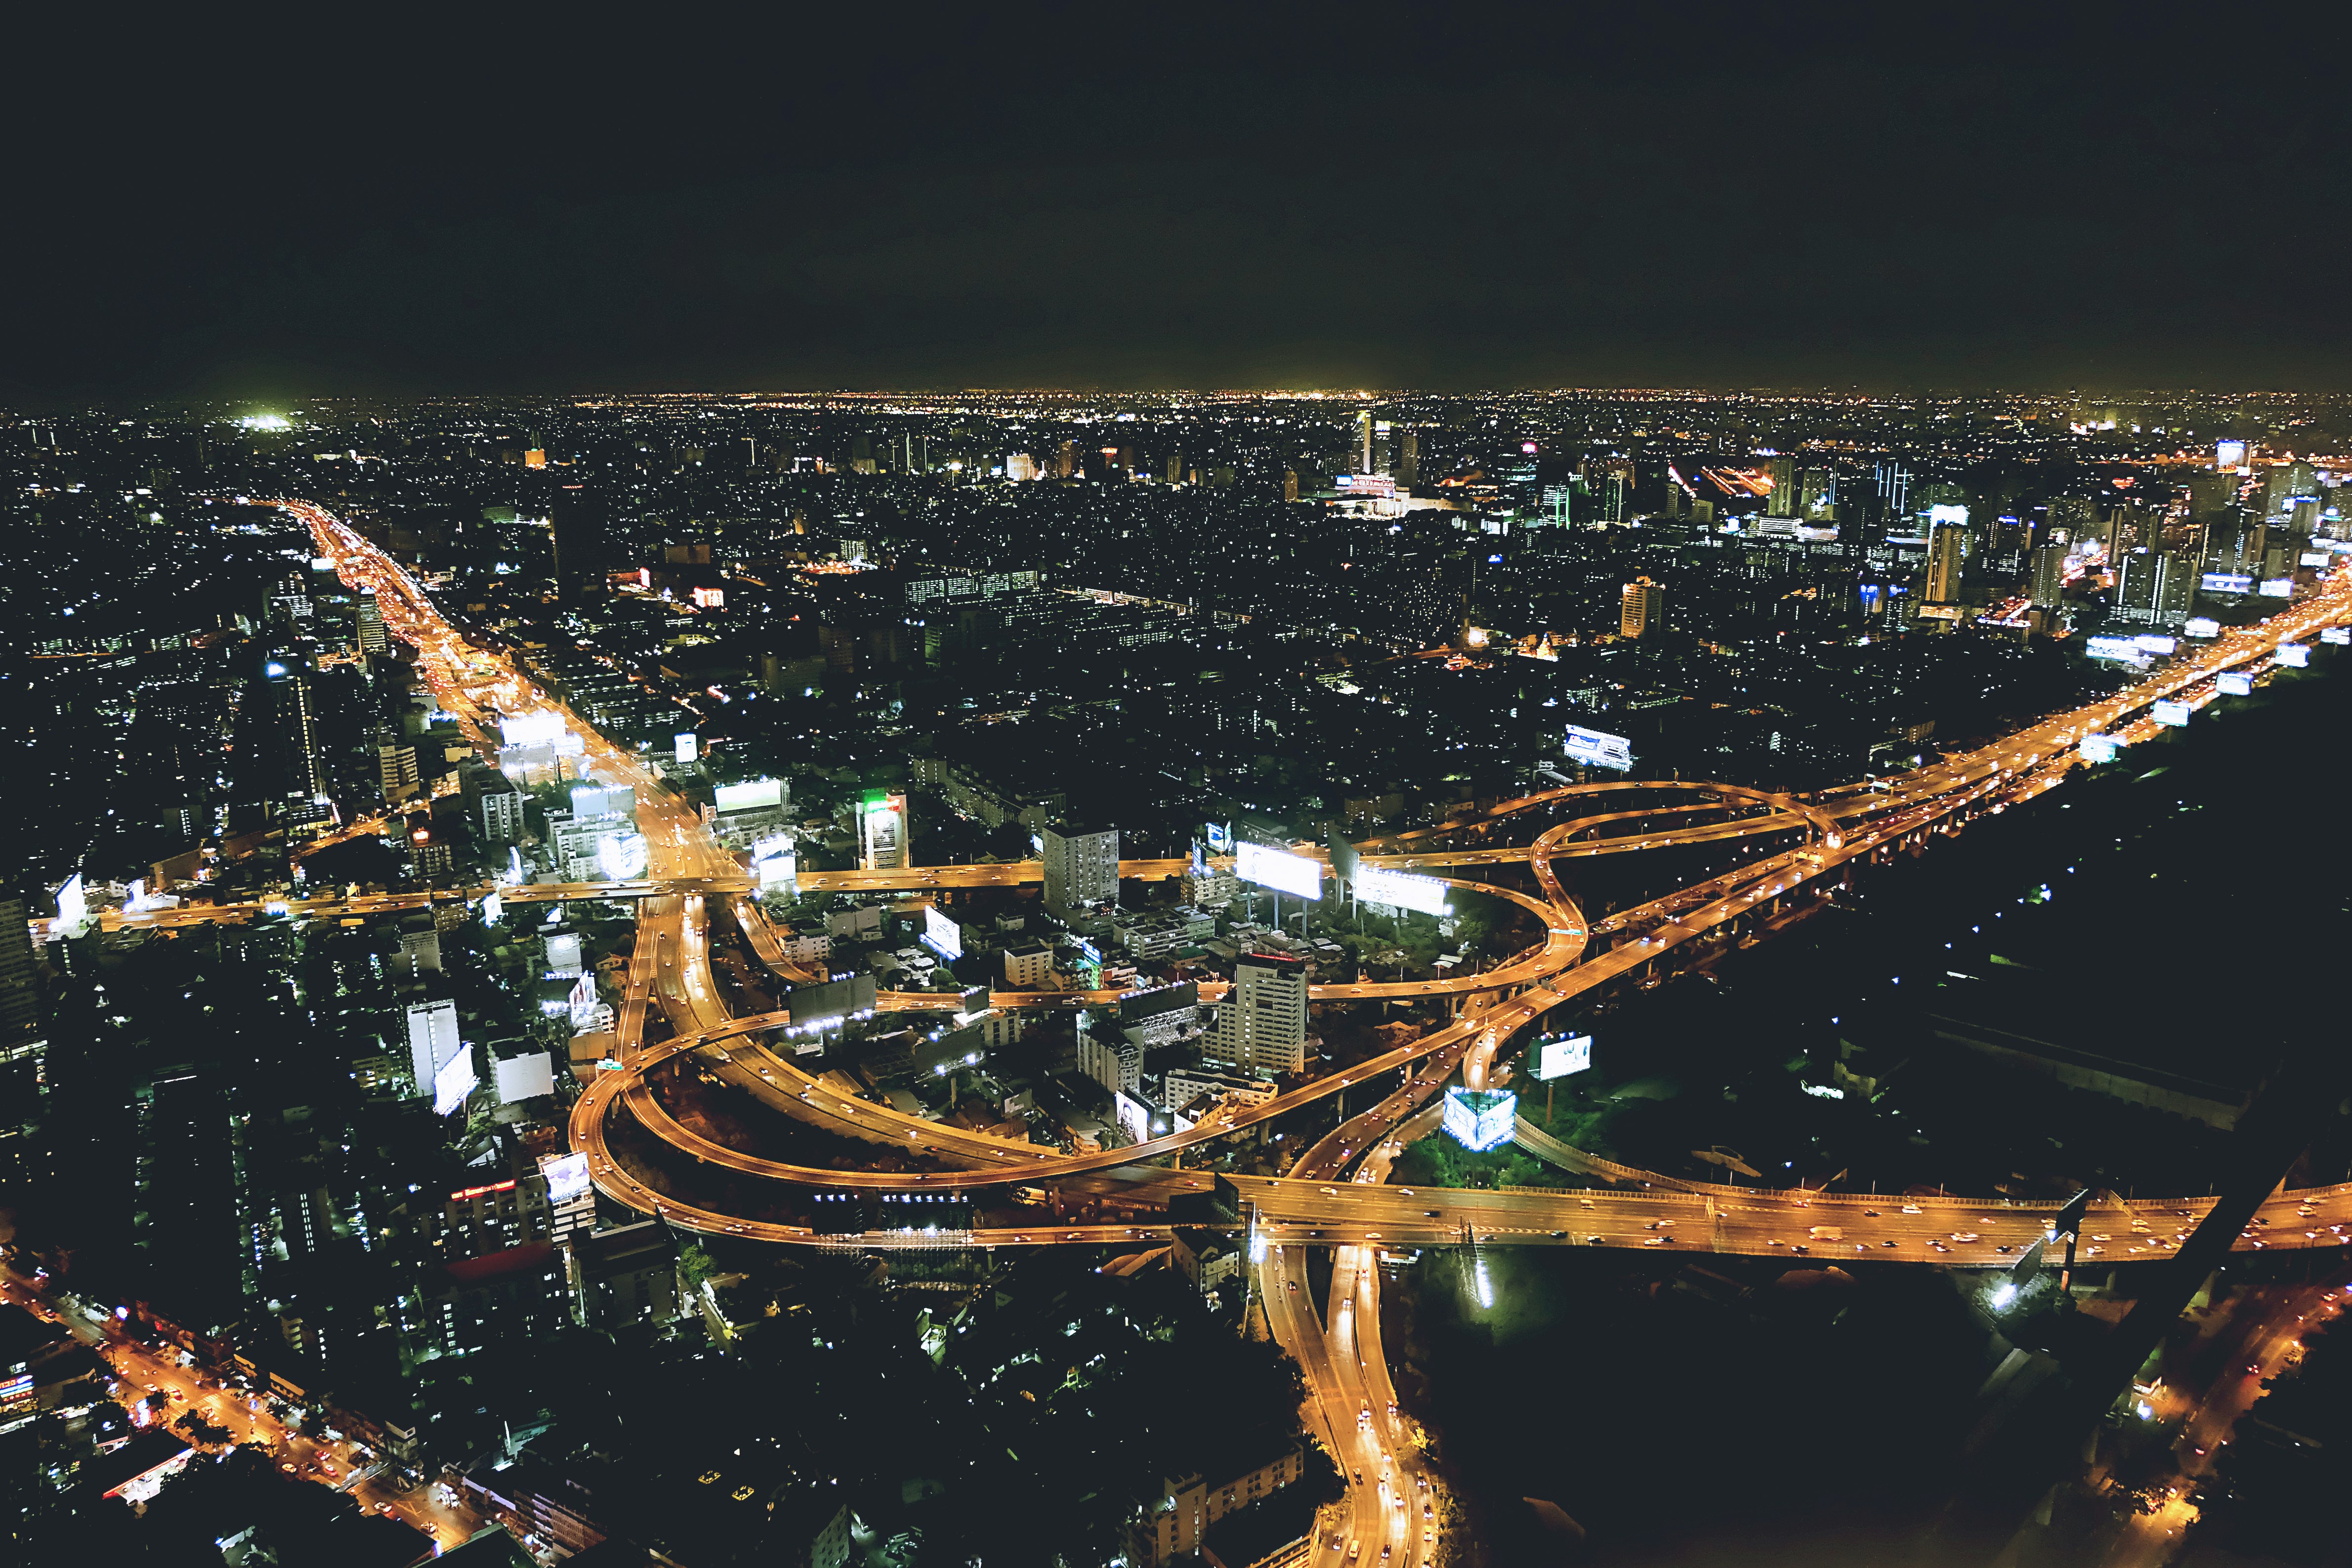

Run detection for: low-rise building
[[1133, 1446, 1307, 1568]]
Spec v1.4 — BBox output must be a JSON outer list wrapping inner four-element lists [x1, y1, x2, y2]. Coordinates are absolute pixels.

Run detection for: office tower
[[1397, 429, 1419, 487], [1874, 460, 1914, 528], [356, 592, 389, 655], [1799, 467, 1838, 522], [549, 489, 608, 600], [1207, 956, 1307, 1077], [0, 900, 37, 1053], [1042, 820, 1120, 917], [1925, 522, 1970, 603], [1056, 440, 1077, 479], [1766, 457, 1798, 518], [1357, 409, 1374, 473], [1165, 453, 1183, 484], [2156, 544, 2200, 626], [1620, 578, 1663, 638], [2030, 544, 2067, 609], [2186, 471, 2239, 524], [2045, 495, 2099, 548], [229, 652, 324, 819], [379, 740, 420, 802], [2265, 460, 2319, 518], [857, 790, 910, 871], [1282, 467, 1301, 503]]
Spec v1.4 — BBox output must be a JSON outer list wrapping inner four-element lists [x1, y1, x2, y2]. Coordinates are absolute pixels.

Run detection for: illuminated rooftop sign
[[1350, 867, 1452, 917], [1565, 724, 1634, 771], [1235, 841, 1321, 901], [1443, 1088, 1517, 1152]]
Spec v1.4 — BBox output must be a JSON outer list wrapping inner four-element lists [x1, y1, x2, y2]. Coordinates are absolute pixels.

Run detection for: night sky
[[8, 5, 2349, 402]]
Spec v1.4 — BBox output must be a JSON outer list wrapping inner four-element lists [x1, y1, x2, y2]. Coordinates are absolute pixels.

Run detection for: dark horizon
[[8, 5, 2352, 403]]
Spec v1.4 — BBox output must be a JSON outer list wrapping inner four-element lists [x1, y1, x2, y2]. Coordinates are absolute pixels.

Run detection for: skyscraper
[[1766, 457, 1798, 519], [1042, 820, 1120, 917], [1357, 409, 1374, 474], [356, 592, 389, 656], [1925, 522, 1969, 604], [2029, 544, 2067, 609], [1207, 955, 1306, 1077], [1620, 578, 1663, 638], [550, 489, 608, 601]]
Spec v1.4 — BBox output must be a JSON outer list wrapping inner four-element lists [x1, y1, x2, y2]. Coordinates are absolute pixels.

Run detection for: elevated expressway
[[278, 497, 2352, 1267]]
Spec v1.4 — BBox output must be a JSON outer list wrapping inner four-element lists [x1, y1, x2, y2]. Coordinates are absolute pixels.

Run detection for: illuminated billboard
[[2276, 642, 2310, 668], [542, 1151, 591, 1206], [1927, 502, 1970, 530], [2184, 617, 2221, 638], [2083, 636, 2145, 662], [923, 905, 964, 961], [1235, 841, 1321, 900], [597, 832, 649, 881], [501, 710, 568, 748], [2323, 627, 2351, 645], [495, 1052, 555, 1103], [2133, 634, 2177, 655], [2151, 701, 2191, 727], [571, 782, 632, 820], [406, 999, 462, 1095], [715, 779, 785, 813], [674, 732, 699, 764], [1204, 821, 1232, 853], [1351, 867, 1452, 916], [2079, 733, 2121, 763], [2260, 578, 2295, 598], [1565, 724, 1635, 771], [2215, 439, 2248, 469], [2302, 551, 2333, 568], [433, 1046, 478, 1116], [2202, 573, 2254, 594], [2217, 671, 2254, 696], [1443, 1087, 1517, 1152], [54, 873, 87, 932], [1537, 1035, 1593, 1080], [752, 834, 798, 893], [859, 791, 908, 870]]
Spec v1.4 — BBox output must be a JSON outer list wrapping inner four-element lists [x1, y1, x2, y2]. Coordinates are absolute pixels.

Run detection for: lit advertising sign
[[1443, 1087, 1517, 1152], [1564, 724, 1635, 771], [1335, 473, 1398, 499], [1536, 1035, 1593, 1080], [2215, 440, 2248, 469], [715, 779, 784, 813], [2079, 733, 2121, 763], [2083, 636, 2145, 662], [1350, 867, 1452, 916], [54, 873, 87, 932], [2217, 671, 2253, 696], [500, 710, 568, 747], [2276, 642, 2310, 668], [433, 1046, 478, 1116], [859, 791, 907, 870], [2260, 578, 2295, 598], [1235, 841, 1322, 900], [2133, 634, 2177, 655], [2202, 573, 2254, 594], [756, 849, 798, 891], [923, 905, 964, 961], [2323, 626, 2351, 645], [2302, 551, 2332, 567], [674, 732, 698, 764], [2151, 701, 2192, 727], [597, 832, 649, 881], [0, 1372, 34, 1405], [481, 890, 504, 926], [1204, 821, 1232, 853], [2184, 617, 2221, 638], [542, 1152, 591, 1205], [1927, 502, 1970, 530]]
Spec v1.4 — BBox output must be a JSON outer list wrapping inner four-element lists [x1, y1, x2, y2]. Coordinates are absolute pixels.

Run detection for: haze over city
[[5, 9, 2352, 1568]]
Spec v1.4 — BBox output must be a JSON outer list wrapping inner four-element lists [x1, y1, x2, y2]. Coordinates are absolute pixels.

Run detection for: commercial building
[[1041, 820, 1120, 917], [1133, 1447, 1307, 1568], [1002, 938, 1056, 988], [1205, 956, 1307, 1077], [1619, 578, 1662, 639]]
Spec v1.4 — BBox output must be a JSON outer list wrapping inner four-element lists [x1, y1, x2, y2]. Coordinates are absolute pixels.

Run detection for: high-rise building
[[1397, 429, 1419, 488], [857, 790, 910, 871], [549, 489, 608, 600], [379, 741, 420, 803], [1766, 457, 1798, 518], [1041, 820, 1120, 917], [1925, 521, 1970, 604], [2265, 460, 2319, 519], [1356, 410, 1374, 474], [356, 593, 389, 656], [1206, 956, 1306, 1077], [1874, 460, 1914, 529], [1619, 578, 1662, 639], [2029, 544, 2067, 609]]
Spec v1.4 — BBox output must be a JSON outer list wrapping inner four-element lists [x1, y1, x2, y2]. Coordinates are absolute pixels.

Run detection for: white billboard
[[2133, 634, 2177, 655], [1565, 724, 1634, 771], [2323, 627, 2351, 646], [2083, 636, 2145, 662], [674, 732, 699, 764], [2260, 578, 2295, 598], [433, 1046, 478, 1116], [546, 932, 584, 975], [500, 710, 567, 748], [2079, 733, 2121, 763], [1927, 502, 1970, 530], [923, 905, 964, 961], [2215, 439, 2248, 469], [1235, 841, 1321, 900], [495, 1052, 555, 1103], [2202, 573, 2254, 594], [2184, 617, 2221, 638], [2276, 642, 2310, 667], [2151, 700, 2191, 727], [1351, 867, 1452, 916], [1537, 1035, 1593, 1080], [542, 1151, 592, 1206], [715, 779, 784, 813], [597, 832, 649, 881], [53, 874, 87, 933], [2217, 671, 2254, 697], [2302, 551, 2332, 567], [1443, 1087, 1516, 1152]]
